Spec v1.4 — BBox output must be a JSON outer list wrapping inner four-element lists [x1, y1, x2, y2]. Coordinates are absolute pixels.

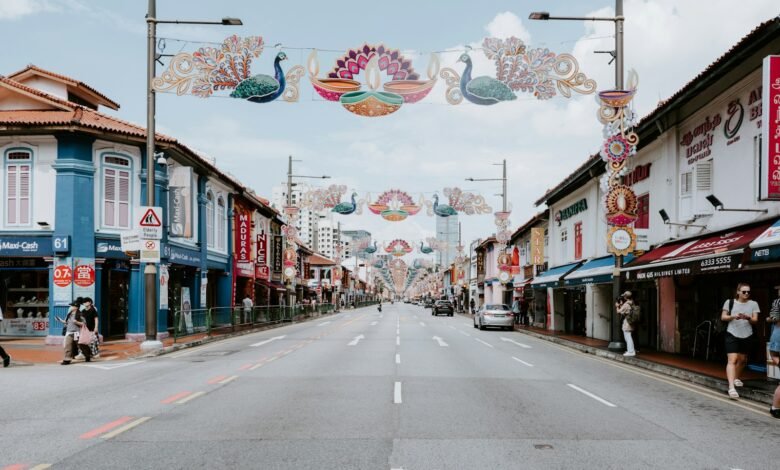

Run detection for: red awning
[[623, 220, 776, 280]]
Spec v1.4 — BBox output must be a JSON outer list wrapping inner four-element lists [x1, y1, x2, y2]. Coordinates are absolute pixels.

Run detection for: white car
[[473, 304, 514, 330]]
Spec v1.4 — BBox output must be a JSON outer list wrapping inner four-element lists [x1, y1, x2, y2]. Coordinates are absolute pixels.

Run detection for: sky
[[2, 0, 779, 254]]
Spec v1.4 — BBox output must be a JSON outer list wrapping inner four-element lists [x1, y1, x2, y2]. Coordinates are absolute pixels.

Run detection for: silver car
[[473, 304, 514, 330]]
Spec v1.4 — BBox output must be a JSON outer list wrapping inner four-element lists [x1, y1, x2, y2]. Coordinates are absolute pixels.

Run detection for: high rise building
[[436, 214, 459, 267]]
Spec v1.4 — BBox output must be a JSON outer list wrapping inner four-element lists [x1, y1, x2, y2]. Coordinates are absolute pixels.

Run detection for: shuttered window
[[206, 191, 215, 248], [102, 155, 131, 229], [5, 151, 32, 226], [680, 171, 693, 219], [217, 196, 226, 250], [694, 160, 714, 216]]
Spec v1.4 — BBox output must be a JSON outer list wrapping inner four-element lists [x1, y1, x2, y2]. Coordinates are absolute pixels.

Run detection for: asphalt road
[[1, 303, 778, 469]]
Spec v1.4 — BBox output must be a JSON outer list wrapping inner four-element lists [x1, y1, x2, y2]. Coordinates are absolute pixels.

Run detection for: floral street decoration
[[440, 37, 597, 106], [152, 35, 305, 103], [599, 70, 640, 255], [368, 190, 422, 222], [443, 187, 492, 215], [301, 185, 347, 211], [385, 239, 414, 257], [494, 210, 513, 284]]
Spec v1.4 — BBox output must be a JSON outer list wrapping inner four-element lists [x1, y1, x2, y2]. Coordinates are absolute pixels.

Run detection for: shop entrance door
[[102, 264, 129, 339], [564, 288, 586, 336], [636, 284, 658, 351]]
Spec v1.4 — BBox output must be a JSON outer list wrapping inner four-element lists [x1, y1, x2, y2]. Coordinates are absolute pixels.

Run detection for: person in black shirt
[[81, 297, 99, 360]]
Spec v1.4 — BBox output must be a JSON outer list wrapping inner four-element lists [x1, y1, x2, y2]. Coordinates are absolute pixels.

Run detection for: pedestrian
[[767, 285, 780, 417], [470, 298, 476, 315], [511, 298, 521, 324], [59, 298, 85, 365], [242, 293, 254, 324], [81, 297, 99, 360], [721, 283, 759, 399], [617, 291, 637, 357], [0, 306, 11, 367]]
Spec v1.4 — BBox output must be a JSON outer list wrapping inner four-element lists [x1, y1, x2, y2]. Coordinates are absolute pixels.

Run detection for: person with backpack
[[767, 285, 780, 417], [721, 283, 759, 399], [617, 291, 638, 357]]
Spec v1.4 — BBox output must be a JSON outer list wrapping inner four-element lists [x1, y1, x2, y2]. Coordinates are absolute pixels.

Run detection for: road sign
[[138, 206, 163, 240], [140, 239, 160, 263], [120, 231, 141, 252]]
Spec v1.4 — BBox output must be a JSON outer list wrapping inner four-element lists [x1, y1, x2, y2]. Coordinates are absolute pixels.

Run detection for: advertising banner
[[180, 286, 193, 333], [272, 235, 283, 273], [235, 209, 252, 263], [159, 264, 169, 310], [531, 228, 545, 266], [72, 258, 95, 300], [762, 55, 780, 200], [168, 166, 193, 238], [52, 257, 73, 305]]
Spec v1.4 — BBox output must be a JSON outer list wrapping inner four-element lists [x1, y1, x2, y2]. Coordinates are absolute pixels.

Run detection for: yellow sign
[[531, 228, 545, 265]]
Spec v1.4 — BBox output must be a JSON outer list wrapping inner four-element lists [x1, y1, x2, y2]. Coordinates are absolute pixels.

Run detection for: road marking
[[249, 362, 266, 370], [567, 384, 617, 408], [419, 322, 426, 327], [207, 375, 227, 384], [500, 337, 532, 349], [30, 465, 53, 470], [396, 336, 400, 346], [318, 321, 331, 326], [81, 361, 144, 370], [512, 356, 534, 367], [348, 334, 365, 346], [396, 354, 401, 364], [239, 363, 253, 370], [459, 330, 471, 337], [100, 417, 152, 439], [432, 336, 449, 347], [161, 392, 192, 404], [396, 328, 400, 335], [394, 381, 402, 404], [217, 375, 238, 385], [176, 391, 206, 404], [474, 338, 494, 348], [250, 335, 286, 347], [80, 416, 133, 439], [371, 321, 378, 326]]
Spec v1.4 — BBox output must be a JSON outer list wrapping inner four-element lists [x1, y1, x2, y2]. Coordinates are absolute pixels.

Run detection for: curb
[[458, 313, 775, 405]]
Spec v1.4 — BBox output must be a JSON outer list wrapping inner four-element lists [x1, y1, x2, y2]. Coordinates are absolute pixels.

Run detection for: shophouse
[[467, 238, 481, 311], [474, 237, 508, 306], [509, 212, 548, 328]]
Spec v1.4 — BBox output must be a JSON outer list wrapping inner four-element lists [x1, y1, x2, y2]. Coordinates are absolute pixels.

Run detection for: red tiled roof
[[0, 75, 76, 110], [510, 211, 548, 240], [308, 254, 336, 266], [8, 64, 120, 110]]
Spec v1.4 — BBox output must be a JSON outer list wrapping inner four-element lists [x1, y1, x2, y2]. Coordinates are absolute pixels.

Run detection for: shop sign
[[52, 257, 73, 305], [235, 209, 252, 263], [476, 250, 485, 277], [761, 55, 780, 200], [0, 236, 52, 256], [164, 244, 201, 267], [169, 166, 193, 238], [53, 235, 70, 255], [159, 264, 169, 310], [0, 317, 49, 337], [96, 239, 129, 259], [556, 199, 587, 224], [235, 260, 254, 278], [256, 264, 270, 280], [72, 258, 95, 300], [531, 228, 545, 265], [627, 254, 739, 281], [272, 235, 283, 273], [256, 232, 267, 265]]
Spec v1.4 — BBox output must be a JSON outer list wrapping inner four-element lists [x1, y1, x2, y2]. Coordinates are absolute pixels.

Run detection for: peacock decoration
[[431, 194, 457, 217], [152, 35, 305, 103], [439, 37, 596, 106], [332, 192, 358, 215], [419, 242, 434, 254], [364, 241, 378, 254]]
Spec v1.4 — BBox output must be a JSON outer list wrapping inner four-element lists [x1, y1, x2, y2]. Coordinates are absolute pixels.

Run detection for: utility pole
[[501, 158, 507, 212]]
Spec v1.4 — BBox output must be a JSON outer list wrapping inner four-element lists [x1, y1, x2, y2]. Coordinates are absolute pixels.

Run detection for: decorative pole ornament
[[600, 70, 640, 256]]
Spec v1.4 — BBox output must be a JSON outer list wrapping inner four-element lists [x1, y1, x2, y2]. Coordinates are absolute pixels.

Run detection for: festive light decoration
[[443, 187, 492, 215], [599, 71, 640, 255], [152, 35, 304, 103], [300, 185, 347, 211], [368, 190, 422, 221], [440, 37, 596, 106], [385, 239, 414, 257]]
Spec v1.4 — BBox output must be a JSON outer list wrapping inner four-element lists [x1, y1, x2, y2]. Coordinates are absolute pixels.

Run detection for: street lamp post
[[529, 0, 626, 350], [142, 0, 241, 351], [465, 158, 507, 212]]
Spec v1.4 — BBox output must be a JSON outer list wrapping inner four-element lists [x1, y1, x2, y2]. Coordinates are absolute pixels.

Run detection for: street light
[[706, 195, 768, 213], [465, 158, 507, 212], [143, 0, 242, 351]]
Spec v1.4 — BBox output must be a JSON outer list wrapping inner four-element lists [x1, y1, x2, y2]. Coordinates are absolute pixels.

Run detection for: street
[[1, 303, 777, 470]]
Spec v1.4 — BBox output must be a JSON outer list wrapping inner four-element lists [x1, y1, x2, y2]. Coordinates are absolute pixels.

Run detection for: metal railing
[[171, 303, 337, 343]]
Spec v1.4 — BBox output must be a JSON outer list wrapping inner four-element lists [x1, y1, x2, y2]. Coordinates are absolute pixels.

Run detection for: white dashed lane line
[[474, 338, 494, 348], [567, 384, 617, 408]]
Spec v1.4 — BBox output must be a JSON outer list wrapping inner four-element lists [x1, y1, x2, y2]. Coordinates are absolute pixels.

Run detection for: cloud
[[485, 11, 532, 43], [0, 0, 59, 20]]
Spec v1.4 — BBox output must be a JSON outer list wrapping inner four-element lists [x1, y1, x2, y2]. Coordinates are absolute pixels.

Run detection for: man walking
[[0, 306, 10, 367], [242, 294, 254, 324]]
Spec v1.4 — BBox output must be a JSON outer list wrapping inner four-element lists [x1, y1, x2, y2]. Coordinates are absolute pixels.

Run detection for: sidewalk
[[461, 313, 777, 405]]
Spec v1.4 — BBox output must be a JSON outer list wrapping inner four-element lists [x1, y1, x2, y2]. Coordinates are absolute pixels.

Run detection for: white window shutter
[[206, 193, 215, 248], [19, 165, 30, 225], [118, 170, 130, 228], [6, 166, 17, 224], [104, 168, 116, 227], [680, 171, 693, 220], [694, 160, 714, 216], [217, 198, 226, 250]]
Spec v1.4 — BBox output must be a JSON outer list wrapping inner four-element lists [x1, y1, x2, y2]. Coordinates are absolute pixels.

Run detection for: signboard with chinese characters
[[530, 228, 545, 265], [72, 258, 95, 300], [762, 55, 780, 200]]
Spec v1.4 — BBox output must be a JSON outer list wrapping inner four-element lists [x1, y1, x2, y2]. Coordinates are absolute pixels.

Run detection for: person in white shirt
[[721, 283, 759, 399], [242, 295, 254, 324]]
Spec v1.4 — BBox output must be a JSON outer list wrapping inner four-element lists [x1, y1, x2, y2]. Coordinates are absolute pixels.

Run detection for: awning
[[530, 262, 582, 289], [270, 281, 288, 292], [563, 254, 634, 287], [749, 218, 780, 263], [623, 220, 775, 281], [513, 277, 533, 293]]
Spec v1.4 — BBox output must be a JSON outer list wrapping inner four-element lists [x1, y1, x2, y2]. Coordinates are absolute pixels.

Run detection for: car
[[423, 299, 434, 308], [473, 304, 514, 330], [432, 300, 454, 316]]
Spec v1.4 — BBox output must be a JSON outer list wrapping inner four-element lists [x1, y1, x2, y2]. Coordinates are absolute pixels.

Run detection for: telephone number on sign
[[700, 256, 732, 268]]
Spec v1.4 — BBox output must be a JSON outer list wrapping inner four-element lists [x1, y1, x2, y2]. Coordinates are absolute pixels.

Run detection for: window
[[560, 229, 568, 260], [217, 196, 226, 250], [102, 155, 131, 229], [636, 194, 650, 229], [5, 151, 32, 226], [680, 171, 693, 219], [574, 222, 582, 260], [206, 191, 215, 248], [694, 160, 713, 216]]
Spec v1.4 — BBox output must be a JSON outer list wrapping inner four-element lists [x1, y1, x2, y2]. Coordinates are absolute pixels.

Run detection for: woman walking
[[767, 286, 780, 417], [58, 297, 87, 365], [721, 283, 759, 399]]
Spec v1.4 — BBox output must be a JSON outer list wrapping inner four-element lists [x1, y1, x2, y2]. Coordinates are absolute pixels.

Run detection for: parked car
[[432, 300, 454, 316], [473, 304, 513, 330]]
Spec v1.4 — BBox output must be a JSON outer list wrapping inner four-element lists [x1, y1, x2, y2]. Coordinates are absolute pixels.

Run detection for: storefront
[[95, 238, 131, 339], [531, 261, 582, 331], [0, 235, 53, 337], [163, 243, 201, 333]]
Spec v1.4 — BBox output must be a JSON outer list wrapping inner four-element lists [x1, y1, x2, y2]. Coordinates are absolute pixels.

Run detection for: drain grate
[[534, 444, 554, 450]]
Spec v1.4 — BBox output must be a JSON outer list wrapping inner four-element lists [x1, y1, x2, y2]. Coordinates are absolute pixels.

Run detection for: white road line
[[81, 361, 144, 370], [30, 465, 52, 470], [249, 335, 286, 347], [459, 330, 471, 337], [218, 375, 239, 385], [419, 322, 426, 327], [567, 384, 617, 408], [100, 417, 151, 439], [318, 321, 331, 326], [500, 337, 532, 349], [371, 321, 378, 326], [176, 391, 206, 404], [474, 338, 494, 348], [348, 334, 365, 346], [396, 354, 401, 364], [396, 336, 400, 346], [394, 381, 402, 404], [432, 336, 449, 347], [512, 356, 534, 367], [396, 328, 400, 335]]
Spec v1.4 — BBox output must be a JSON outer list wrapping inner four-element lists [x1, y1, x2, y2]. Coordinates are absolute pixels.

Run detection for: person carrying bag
[[721, 283, 759, 399]]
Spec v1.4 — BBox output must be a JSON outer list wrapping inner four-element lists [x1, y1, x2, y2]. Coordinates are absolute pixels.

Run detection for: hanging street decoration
[[152, 35, 305, 103], [368, 190, 422, 221], [426, 194, 458, 217], [385, 239, 414, 257], [443, 187, 492, 215], [599, 71, 640, 256], [440, 37, 597, 106], [419, 242, 434, 254], [300, 184, 347, 211], [282, 205, 301, 281], [493, 209, 513, 284]]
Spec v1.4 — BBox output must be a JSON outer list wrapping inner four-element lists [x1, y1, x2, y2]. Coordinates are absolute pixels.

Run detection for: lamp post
[[465, 158, 507, 212], [143, 0, 241, 351], [529, 0, 626, 350]]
